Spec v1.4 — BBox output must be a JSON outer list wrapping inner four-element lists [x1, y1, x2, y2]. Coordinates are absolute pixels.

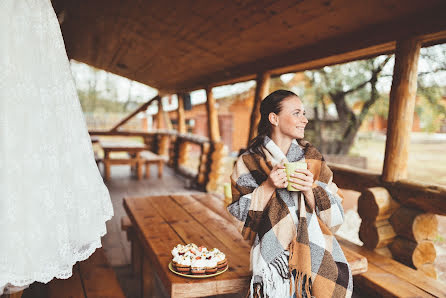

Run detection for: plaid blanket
[[228, 137, 352, 297]]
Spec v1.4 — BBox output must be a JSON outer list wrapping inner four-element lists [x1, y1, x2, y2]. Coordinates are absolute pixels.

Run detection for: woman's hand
[[288, 168, 314, 192], [266, 164, 288, 189]]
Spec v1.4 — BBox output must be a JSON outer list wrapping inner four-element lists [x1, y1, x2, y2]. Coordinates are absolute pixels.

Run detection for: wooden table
[[123, 193, 367, 298], [100, 141, 147, 180]]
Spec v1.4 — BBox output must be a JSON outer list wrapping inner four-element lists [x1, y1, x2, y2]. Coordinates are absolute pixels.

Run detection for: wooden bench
[[47, 248, 125, 298], [139, 150, 167, 178], [338, 238, 446, 297]]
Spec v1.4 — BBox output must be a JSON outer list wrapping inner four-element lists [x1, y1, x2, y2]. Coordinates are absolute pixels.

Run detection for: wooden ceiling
[[53, 0, 446, 93]]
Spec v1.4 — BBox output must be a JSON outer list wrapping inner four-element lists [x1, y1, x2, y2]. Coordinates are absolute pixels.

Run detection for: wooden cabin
[[20, 0, 446, 297]]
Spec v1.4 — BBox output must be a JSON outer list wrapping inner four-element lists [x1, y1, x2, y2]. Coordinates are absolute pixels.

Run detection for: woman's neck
[[270, 132, 293, 156]]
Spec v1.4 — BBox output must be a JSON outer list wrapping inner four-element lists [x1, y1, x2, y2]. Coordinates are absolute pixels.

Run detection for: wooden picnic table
[[100, 140, 147, 180], [123, 193, 368, 297]]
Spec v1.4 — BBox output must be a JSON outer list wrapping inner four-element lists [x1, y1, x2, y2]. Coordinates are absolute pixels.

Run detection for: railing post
[[176, 93, 190, 167], [204, 87, 226, 192], [382, 37, 421, 182], [247, 72, 270, 145], [205, 87, 221, 143], [177, 93, 187, 134]]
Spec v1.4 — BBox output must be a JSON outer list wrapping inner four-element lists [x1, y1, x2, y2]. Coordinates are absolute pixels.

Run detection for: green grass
[[350, 138, 446, 186]]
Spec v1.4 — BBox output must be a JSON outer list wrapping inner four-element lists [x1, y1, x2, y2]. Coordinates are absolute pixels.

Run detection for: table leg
[[131, 239, 143, 276], [135, 152, 143, 180], [137, 160, 143, 180], [145, 163, 150, 179], [158, 161, 163, 178], [141, 255, 154, 298]]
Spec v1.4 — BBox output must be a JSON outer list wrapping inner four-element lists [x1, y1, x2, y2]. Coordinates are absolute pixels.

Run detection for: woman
[[228, 90, 352, 297]]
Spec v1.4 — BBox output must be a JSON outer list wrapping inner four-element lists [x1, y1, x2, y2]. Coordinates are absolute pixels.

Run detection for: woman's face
[[274, 96, 308, 139]]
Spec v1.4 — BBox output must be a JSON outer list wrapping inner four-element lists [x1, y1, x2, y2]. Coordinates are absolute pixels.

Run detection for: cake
[[214, 251, 227, 270], [191, 256, 207, 275], [205, 257, 218, 274], [175, 255, 191, 274], [171, 244, 184, 258], [170, 244, 227, 275]]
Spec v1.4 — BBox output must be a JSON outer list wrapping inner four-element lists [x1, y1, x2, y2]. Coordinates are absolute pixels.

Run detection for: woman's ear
[[268, 112, 278, 127]]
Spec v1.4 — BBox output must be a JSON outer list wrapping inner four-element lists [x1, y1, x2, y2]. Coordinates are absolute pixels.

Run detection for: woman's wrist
[[303, 189, 315, 210]]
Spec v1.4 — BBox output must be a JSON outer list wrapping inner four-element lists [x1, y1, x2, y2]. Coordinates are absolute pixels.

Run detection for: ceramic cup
[[284, 161, 307, 191]]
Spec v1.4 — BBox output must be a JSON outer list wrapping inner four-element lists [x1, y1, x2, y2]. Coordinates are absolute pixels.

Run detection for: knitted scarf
[[228, 137, 352, 297]]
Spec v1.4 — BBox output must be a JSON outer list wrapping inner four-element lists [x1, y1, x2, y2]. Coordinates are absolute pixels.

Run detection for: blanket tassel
[[294, 271, 312, 298]]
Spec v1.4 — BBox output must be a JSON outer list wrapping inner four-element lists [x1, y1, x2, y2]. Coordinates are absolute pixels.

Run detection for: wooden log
[[205, 87, 221, 142], [168, 135, 178, 168], [157, 135, 170, 157], [386, 180, 446, 216], [206, 143, 227, 192], [330, 163, 446, 216], [178, 142, 190, 166], [177, 93, 187, 134], [155, 98, 166, 129], [329, 162, 381, 191], [357, 187, 400, 222], [359, 220, 396, 249], [110, 95, 159, 132], [390, 237, 436, 269], [197, 142, 211, 186], [247, 72, 270, 144], [382, 37, 421, 182], [418, 263, 438, 280], [389, 207, 438, 242], [374, 247, 392, 258]]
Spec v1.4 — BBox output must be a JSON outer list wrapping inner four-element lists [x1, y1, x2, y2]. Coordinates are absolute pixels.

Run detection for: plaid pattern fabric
[[228, 137, 352, 297]]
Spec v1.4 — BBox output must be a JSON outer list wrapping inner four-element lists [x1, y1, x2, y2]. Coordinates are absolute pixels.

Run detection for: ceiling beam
[[175, 3, 446, 93]]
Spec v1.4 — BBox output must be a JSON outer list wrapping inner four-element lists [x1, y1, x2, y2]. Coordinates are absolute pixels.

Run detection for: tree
[[301, 56, 392, 154], [279, 44, 446, 155]]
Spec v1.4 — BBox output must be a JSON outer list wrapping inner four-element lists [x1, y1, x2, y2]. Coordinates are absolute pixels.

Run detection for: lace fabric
[[0, 0, 114, 294]]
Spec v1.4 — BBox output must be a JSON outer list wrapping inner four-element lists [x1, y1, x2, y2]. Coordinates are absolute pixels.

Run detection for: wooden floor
[[101, 164, 204, 298]]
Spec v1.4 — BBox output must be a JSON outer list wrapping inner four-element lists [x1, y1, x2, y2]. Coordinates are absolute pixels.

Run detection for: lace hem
[[0, 211, 112, 294]]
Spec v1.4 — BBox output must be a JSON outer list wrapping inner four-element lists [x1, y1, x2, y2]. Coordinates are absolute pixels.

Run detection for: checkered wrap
[[228, 137, 352, 297]]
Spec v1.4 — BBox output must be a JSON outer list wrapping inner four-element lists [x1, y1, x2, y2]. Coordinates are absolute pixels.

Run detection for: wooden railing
[[329, 162, 445, 279], [89, 130, 227, 192]]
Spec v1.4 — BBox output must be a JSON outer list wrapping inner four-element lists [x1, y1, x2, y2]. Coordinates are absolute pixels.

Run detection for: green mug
[[284, 161, 307, 191]]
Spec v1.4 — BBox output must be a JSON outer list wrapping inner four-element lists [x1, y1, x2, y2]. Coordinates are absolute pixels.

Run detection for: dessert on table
[[170, 243, 227, 276]]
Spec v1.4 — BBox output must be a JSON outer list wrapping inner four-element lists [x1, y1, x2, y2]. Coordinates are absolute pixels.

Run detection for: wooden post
[[177, 93, 187, 134], [205, 87, 220, 142], [382, 38, 421, 182], [247, 72, 270, 145], [155, 99, 165, 129]]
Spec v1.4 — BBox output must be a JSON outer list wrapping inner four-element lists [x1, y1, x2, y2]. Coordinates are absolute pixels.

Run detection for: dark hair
[[246, 89, 298, 157]]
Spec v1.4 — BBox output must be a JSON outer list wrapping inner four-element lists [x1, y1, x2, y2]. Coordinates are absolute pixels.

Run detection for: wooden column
[[247, 72, 270, 145], [155, 98, 173, 130], [205, 87, 220, 142], [177, 94, 187, 134], [382, 38, 421, 182]]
